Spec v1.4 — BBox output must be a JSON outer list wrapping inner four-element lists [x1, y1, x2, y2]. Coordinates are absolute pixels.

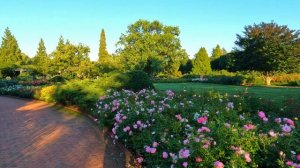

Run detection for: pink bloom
[[275, 118, 282, 123], [176, 114, 183, 121], [297, 154, 300, 160], [197, 116, 208, 124], [194, 137, 200, 143], [137, 157, 144, 163], [262, 117, 268, 122], [150, 100, 155, 105], [198, 126, 211, 133], [195, 157, 203, 163], [243, 124, 255, 131], [244, 153, 252, 162], [284, 118, 295, 126], [133, 124, 138, 129], [137, 120, 142, 126], [286, 161, 294, 166], [179, 149, 190, 158], [150, 148, 156, 154], [282, 124, 292, 133], [258, 111, 266, 119], [268, 130, 277, 137], [145, 146, 151, 153], [214, 161, 224, 168], [123, 126, 130, 132], [162, 152, 168, 159], [182, 162, 188, 167], [145, 146, 156, 154], [183, 139, 189, 145], [152, 141, 159, 147]]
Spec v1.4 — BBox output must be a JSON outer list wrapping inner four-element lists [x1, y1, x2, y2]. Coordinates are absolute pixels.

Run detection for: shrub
[[95, 89, 299, 167], [36, 85, 58, 102], [123, 70, 154, 91], [49, 75, 66, 83]]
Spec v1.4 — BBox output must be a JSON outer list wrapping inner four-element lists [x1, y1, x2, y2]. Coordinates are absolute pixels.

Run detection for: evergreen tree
[[192, 47, 212, 75], [0, 27, 22, 68], [211, 44, 223, 60], [33, 38, 50, 76], [98, 29, 110, 63]]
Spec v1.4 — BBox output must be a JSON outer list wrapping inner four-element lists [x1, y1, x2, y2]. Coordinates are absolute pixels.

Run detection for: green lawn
[[154, 82, 300, 102]]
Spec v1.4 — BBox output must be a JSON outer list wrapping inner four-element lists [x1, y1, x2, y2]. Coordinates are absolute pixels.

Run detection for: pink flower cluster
[[178, 149, 190, 159], [258, 111, 268, 122], [197, 116, 208, 124], [243, 124, 255, 131]]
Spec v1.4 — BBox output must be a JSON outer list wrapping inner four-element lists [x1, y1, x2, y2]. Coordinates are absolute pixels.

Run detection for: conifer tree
[[33, 38, 50, 76], [192, 47, 212, 75], [0, 27, 22, 68], [211, 44, 223, 60], [98, 29, 110, 63]]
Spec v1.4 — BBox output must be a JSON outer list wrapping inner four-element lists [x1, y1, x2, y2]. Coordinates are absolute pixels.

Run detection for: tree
[[192, 47, 212, 75], [32, 38, 50, 77], [211, 44, 223, 60], [117, 19, 188, 77], [51, 36, 90, 78], [98, 29, 110, 63], [0, 27, 23, 68], [235, 22, 300, 73], [179, 59, 193, 74]]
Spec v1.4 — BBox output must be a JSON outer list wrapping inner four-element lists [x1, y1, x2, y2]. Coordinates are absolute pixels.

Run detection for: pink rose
[[282, 124, 292, 133], [162, 152, 168, 159], [179, 149, 190, 158], [258, 111, 266, 119], [197, 116, 208, 124], [214, 161, 224, 168], [244, 153, 252, 162], [195, 157, 203, 163], [297, 154, 300, 161], [182, 162, 188, 167]]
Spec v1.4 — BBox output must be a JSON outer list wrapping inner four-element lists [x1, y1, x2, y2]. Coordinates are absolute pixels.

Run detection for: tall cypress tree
[[0, 27, 22, 68], [192, 47, 212, 75], [98, 29, 110, 63], [33, 38, 50, 76]]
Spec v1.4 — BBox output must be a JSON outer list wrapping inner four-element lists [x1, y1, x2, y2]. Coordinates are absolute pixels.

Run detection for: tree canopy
[[192, 47, 212, 75], [235, 22, 300, 73], [0, 28, 23, 68], [98, 29, 110, 63], [117, 19, 188, 77]]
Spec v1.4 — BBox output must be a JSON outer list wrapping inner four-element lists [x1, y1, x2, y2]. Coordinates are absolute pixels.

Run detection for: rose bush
[[95, 89, 299, 167]]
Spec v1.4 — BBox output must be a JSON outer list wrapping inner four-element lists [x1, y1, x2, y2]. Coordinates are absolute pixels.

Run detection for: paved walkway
[[0, 96, 126, 168]]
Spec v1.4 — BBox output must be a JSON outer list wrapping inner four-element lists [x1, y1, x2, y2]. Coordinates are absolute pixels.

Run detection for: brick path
[[0, 96, 126, 168]]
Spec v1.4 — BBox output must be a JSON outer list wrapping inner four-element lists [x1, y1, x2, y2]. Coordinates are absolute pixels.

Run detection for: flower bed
[[95, 89, 299, 167]]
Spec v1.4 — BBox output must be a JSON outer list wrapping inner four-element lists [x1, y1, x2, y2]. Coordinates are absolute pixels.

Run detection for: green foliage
[[95, 89, 300, 167], [0, 28, 24, 68], [117, 19, 188, 77], [235, 22, 300, 73], [192, 47, 212, 75], [32, 38, 50, 77], [98, 29, 110, 63], [211, 44, 224, 60], [50, 36, 91, 78], [49, 75, 66, 83], [179, 59, 193, 75], [123, 70, 154, 91]]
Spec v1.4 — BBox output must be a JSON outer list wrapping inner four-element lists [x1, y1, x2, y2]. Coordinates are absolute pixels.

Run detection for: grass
[[154, 82, 300, 103]]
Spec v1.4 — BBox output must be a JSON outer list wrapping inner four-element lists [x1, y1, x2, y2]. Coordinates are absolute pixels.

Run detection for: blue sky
[[0, 0, 299, 60]]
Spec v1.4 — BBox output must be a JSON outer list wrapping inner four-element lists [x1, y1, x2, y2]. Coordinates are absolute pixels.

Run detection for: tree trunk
[[265, 76, 273, 86]]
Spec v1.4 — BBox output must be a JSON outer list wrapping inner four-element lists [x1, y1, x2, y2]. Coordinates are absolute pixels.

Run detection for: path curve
[[0, 96, 126, 168]]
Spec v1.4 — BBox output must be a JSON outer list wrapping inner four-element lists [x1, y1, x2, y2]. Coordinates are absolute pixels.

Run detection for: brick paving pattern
[[0, 96, 126, 168]]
